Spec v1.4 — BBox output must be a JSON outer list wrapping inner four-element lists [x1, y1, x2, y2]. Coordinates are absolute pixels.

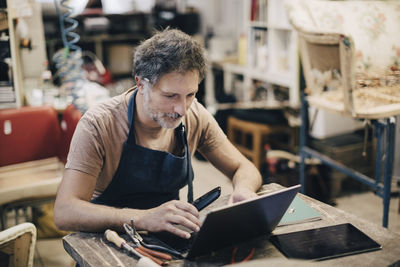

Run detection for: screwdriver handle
[[105, 229, 126, 248], [139, 246, 172, 261], [137, 247, 165, 266], [105, 230, 161, 267]]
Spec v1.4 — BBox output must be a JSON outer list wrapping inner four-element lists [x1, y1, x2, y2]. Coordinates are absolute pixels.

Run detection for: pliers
[[123, 220, 184, 261]]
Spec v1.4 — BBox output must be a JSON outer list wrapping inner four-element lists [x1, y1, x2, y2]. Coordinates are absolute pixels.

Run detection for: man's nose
[[174, 98, 186, 117]]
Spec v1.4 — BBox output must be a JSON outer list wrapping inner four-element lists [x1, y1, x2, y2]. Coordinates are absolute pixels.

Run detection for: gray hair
[[133, 28, 206, 85]]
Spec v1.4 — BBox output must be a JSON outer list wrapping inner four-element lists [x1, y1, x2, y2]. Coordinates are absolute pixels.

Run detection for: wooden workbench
[[62, 184, 400, 266]]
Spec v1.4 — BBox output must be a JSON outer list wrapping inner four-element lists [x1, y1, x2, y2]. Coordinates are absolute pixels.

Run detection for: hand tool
[[124, 220, 184, 259], [133, 245, 169, 265], [191, 186, 221, 211], [104, 229, 160, 267], [122, 222, 172, 265]]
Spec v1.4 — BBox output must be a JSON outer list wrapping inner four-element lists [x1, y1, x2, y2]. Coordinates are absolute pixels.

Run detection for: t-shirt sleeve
[[194, 102, 227, 154], [65, 112, 105, 178]]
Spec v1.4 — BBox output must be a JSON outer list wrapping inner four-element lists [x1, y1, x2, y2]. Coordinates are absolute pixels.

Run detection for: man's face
[[141, 71, 199, 129]]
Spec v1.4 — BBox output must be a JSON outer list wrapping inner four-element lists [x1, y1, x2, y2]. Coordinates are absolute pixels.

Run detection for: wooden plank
[[0, 162, 62, 179], [0, 239, 15, 254], [63, 232, 137, 267], [13, 233, 31, 267], [0, 162, 61, 177], [0, 233, 32, 267], [0, 176, 61, 206], [0, 157, 63, 205], [0, 158, 62, 205], [0, 170, 62, 188], [0, 157, 61, 174]]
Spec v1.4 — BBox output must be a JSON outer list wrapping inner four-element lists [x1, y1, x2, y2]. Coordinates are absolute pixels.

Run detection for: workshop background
[[0, 0, 399, 266]]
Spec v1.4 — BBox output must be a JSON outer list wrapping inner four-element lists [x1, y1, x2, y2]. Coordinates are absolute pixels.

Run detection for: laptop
[[152, 184, 301, 259]]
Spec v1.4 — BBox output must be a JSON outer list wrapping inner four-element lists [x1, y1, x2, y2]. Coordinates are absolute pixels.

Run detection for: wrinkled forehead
[[145, 71, 199, 88]]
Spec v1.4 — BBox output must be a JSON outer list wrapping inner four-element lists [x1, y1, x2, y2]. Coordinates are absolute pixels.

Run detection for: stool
[[227, 116, 291, 170]]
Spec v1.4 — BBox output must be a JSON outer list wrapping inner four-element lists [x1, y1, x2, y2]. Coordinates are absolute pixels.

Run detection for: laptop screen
[[186, 184, 300, 258]]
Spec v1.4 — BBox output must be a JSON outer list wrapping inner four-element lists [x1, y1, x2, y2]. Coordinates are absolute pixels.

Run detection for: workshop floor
[[33, 158, 400, 267]]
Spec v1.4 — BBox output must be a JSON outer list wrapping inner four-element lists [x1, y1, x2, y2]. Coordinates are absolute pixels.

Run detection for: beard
[[143, 89, 182, 129]]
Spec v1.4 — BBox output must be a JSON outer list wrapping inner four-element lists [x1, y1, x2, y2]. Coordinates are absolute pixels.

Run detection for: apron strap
[[180, 124, 194, 203], [127, 90, 137, 145]]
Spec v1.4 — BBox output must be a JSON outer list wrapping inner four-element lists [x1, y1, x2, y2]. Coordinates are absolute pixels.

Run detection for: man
[[54, 29, 262, 239]]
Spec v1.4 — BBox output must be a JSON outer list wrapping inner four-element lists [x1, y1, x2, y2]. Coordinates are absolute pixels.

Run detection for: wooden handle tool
[[138, 246, 172, 261], [136, 246, 166, 265], [104, 229, 160, 267]]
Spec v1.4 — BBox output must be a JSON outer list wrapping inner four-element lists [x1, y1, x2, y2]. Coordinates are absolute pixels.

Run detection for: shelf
[[82, 33, 146, 43], [223, 63, 247, 74], [205, 0, 300, 113], [268, 24, 292, 31], [222, 63, 292, 88], [250, 68, 270, 82], [248, 21, 268, 29], [46, 32, 146, 68], [209, 100, 289, 111], [266, 71, 292, 88], [6, 1, 33, 20], [1, 0, 24, 109]]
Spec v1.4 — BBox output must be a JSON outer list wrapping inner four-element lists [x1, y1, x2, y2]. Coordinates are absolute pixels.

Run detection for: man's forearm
[[232, 161, 262, 192], [54, 198, 145, 233], [54, 196, 201, 238]]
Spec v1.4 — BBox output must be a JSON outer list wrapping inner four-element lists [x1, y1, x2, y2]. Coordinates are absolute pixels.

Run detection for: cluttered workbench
[[63, 184, 400, 266]]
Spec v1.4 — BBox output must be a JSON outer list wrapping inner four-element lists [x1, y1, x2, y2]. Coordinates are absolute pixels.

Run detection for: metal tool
[[124, 220, 184, 259], [104, 229, 160, 267], [121, 222, 171, 265]]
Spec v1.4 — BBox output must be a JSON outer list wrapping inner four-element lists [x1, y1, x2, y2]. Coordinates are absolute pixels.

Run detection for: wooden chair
[[0, 106, 67, 229], [227, 116, 291, 171], [285, 0, 400, 227], [0, 222, 36, 267]]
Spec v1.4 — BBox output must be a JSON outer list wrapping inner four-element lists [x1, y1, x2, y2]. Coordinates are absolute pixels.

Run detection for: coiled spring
[[52, 0, 86, 110]]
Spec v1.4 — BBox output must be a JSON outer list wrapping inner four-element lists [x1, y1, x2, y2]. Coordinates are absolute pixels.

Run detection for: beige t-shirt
[[66, 88, 227, 198]]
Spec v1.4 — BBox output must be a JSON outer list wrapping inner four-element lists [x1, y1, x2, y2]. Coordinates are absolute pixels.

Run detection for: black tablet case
[[270, 223, 381, 261]]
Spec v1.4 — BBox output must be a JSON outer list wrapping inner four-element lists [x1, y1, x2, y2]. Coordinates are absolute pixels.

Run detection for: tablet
[[270, 223, 382, 261]]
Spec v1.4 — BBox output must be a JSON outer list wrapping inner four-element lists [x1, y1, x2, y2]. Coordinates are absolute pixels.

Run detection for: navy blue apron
[[92, 89, 194, 209]]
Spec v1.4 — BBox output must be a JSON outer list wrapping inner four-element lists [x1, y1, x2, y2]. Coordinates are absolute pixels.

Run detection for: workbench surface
[[63, 184, 400, 266]]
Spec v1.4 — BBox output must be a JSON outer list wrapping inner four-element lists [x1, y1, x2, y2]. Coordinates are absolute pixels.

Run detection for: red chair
[[0, 106, 66, 229], [0, 106, 61, 166]]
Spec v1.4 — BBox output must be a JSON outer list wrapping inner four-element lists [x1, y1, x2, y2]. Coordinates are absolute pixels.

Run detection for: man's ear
[[135, 76, 145, 94]]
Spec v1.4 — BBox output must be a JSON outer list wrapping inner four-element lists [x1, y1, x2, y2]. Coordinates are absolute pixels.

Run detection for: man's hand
[[228, 186, 258, 204], [135, 200, 201, 239]]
